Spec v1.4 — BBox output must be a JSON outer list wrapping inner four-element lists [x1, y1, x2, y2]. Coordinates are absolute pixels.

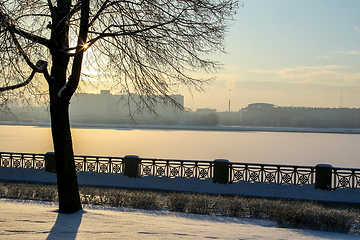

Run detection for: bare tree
[[0, 0, 239, 213]]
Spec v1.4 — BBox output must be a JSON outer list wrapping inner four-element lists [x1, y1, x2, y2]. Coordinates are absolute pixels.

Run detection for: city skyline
[[77, 1, 360, 112], [4, 90, 360, 129], [181, 0, 360, 111]]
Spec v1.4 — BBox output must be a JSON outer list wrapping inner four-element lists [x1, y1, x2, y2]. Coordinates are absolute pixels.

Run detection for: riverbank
[[1, 168, 360, 236], [1, 121, 360, 134], [2, 167, 360, 204]]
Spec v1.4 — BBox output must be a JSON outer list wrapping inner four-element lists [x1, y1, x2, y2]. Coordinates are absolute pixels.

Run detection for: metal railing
[[1, 151, 359, 190], [229, 163, 315, 185], [0, 152, 45, 169], [139, 158, 214, 179], [74, 155, 123, 174], [333, 168, 360, 189]]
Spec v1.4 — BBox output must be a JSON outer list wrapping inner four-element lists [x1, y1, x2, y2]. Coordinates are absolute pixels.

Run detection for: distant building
[[217, 111, 241, 126], [195, 108, 217, 114], [69, 90, 185, 124], [191, 108, 218, 126], [192, 108, 241, 126], [0, 106, 50, 122], [4, 97, 360, 128], [241, 103, 360, 128]]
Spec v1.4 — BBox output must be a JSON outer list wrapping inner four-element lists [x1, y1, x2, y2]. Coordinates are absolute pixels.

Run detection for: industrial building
[[69, 90, 185, 124]]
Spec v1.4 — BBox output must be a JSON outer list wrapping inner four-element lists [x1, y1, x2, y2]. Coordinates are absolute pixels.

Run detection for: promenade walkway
[[1, 167, 360, 203]]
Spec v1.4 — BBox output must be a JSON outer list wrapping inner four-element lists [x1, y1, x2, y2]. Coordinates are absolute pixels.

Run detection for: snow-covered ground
[[1, 166, 360, 239], [1, 198, 359, 240]]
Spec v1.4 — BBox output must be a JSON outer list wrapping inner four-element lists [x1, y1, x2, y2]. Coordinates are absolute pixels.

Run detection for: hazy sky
[[180, 0, 360, 111]]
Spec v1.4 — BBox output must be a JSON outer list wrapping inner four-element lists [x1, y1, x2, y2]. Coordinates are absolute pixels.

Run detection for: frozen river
[[0, 124, 359, 168]]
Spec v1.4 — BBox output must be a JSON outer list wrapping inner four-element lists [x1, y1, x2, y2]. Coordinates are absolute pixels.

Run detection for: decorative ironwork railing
[[1, 152, 360, 190], [0, 152, 45, 169], [139, 158, 214, 179], [229, 163, 316, 185], [74, 155, 123, 174], [333, 168, 360, 189]]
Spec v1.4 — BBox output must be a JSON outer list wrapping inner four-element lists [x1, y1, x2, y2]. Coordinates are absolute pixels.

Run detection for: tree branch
[[47, 0, 55, 18], [0, 10, 51, 48], [86, 17, 178, 49], [56, 1, 82, 31], [0, 71, 35, 92], [59, 0, 90, 102], [7, 28, 38, 71], [2, 14, 52, 83], [11, 26, 52, 48], [15, 14, 52, 21], [88, 0, 144, 28], [88, 0, 111, 27], [1, 9, 49, 46], [0, 10, 51, 72], [0, 60, 49, 92]]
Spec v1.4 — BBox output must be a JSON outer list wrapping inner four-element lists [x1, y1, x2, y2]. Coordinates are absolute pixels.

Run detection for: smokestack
[[340, 90, 343, 108], [228, 99, 230, 112]]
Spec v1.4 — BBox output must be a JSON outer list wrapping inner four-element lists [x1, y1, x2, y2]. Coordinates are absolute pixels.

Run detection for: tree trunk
[[48, 47, 82, 213], [49, 91, 82, 213], [47, 3, 82, 211]]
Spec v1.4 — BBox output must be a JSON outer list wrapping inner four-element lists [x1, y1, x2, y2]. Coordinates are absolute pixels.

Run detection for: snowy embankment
[[1, 167, 360, 239], [1, 166, 359, 203]]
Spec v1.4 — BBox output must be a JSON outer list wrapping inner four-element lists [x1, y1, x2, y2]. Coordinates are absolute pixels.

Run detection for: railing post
[[311, 167, 315, 184], [352, 170, 355, 188], [166, 160, 169, 178], [21, 154, 24, 168], [229, 163, 233, 183], [315, 164, 333, 191], [32, 154, 35, 169], [45, 152, 56, 173], [195, 161, 198, 178], [152, 159, 156, 176], [245, 165, 249, 182], [180, 161, 183, 178], [213, 159, 229, 184], [10, 153, 13, 168], [108, 158, 112, 173], [260, 165, 264, 182], [123, 155, 140, 178]]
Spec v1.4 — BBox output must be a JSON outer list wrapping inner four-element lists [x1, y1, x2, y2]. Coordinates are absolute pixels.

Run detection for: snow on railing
[[1, 151, 359, 190]]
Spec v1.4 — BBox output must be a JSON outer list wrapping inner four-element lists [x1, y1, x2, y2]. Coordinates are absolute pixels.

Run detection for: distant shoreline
[[1, 121, 360, 134]]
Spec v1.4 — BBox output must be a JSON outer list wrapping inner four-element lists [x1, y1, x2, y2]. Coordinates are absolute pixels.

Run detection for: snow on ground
[[1, 167, 360, 203], [1, 198, 359, 240], [1, 167, 360, 239]]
